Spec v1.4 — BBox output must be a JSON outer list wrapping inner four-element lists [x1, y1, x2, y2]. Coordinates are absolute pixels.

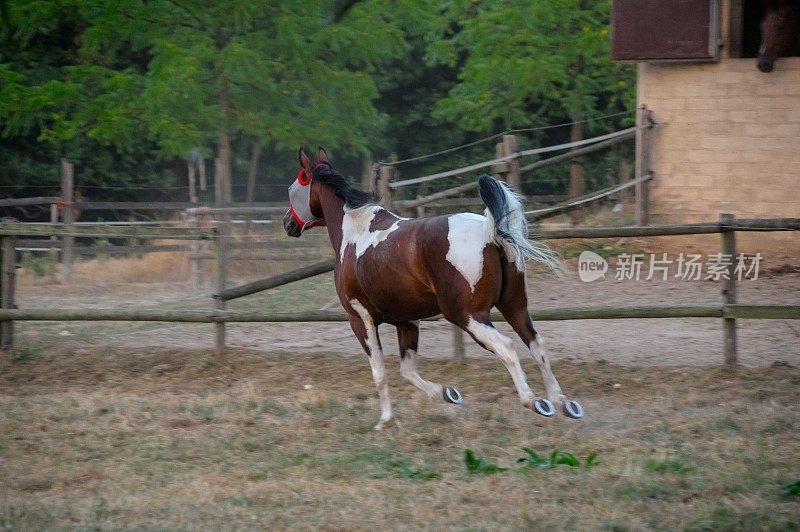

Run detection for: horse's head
[[758, 0, 800, 72], [283, 146, 329, 237]]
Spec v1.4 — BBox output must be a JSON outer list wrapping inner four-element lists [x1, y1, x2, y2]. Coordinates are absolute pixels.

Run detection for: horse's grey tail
[[478, 174, 562, 274]]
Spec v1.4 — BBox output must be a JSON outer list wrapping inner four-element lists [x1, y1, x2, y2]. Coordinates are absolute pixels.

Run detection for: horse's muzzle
[[283, 210, 303, 238]]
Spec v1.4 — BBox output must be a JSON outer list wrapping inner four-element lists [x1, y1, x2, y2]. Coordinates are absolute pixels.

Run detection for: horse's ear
[[299, 147, 312, 171], [317, 146, 328, 163]]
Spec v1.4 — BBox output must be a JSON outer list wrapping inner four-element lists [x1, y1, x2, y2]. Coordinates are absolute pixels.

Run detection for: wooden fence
[[1, 216, 798, 365], [379, 121, 645, 219]]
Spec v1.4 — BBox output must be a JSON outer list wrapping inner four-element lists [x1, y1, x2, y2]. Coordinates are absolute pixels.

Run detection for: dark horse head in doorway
[[757, 0, 800, 72]]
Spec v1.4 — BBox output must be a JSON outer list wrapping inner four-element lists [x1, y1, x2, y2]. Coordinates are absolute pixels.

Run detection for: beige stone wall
[[636, 2, 799, 254]]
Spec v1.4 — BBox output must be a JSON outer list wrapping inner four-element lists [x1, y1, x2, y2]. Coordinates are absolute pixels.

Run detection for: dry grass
[[18, 246, 190, 286], [1, 344, 798, 530]]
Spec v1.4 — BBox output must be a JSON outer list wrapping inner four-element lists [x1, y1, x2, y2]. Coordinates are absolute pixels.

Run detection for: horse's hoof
[[563, 399, 584, 419], [373, 418, 393, 431], [533, 398, 555, 417], [443, 386, 463, 405]]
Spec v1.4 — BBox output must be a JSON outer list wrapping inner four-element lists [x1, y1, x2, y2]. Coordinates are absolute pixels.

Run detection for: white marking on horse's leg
[[349, 299, 392, 430], [466, 318, 535, 407], [529, 335, 565, 406], [446, 213, 490, 292], [400, 349, 443, 399]]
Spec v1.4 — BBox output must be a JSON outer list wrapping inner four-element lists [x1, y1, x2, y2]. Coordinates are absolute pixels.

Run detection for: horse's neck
[[317, 186, 346, 255]]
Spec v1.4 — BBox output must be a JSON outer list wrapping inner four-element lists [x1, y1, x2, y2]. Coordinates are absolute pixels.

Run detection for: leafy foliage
[[426, 0, 634, 133], [516, 447, 598, 470], [465, 448, 598, 475], [780, 479, 800, 497], [0, 0, 634, 206]]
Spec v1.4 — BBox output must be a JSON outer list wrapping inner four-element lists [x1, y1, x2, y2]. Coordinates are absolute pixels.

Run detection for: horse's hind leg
[[459, 313, 540, 412], [497, 265, 583, 418], [348, 299, 393, 430], [396, 322, 461, 404]]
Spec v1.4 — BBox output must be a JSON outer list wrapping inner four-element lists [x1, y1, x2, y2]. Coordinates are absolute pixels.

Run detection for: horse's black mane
[[312, 162, 379, 209]]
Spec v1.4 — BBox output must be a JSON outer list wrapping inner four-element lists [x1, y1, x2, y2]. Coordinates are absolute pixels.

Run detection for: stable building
[[613, 0, 799, 252]]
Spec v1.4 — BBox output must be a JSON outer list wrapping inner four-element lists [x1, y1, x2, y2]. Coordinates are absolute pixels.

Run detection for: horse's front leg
[[348, 299, 393, 430]]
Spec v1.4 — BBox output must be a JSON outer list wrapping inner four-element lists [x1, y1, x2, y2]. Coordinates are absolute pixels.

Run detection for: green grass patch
[[644, 457, 695, 474], [389, 460, 441, 480]]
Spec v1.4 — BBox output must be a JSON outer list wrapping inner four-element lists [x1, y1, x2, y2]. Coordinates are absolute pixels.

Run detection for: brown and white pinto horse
[[758, 0, 800, 72], [283, 147, 583, 430]]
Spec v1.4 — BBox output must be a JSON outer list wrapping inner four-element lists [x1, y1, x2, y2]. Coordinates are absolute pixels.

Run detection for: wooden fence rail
[[0, 223, 214, 239], [525, 175, 650, 222], [537, 218, 800, 239], [216, 258, 337, 301], [1, 304, 797, 323], [387, 127, 637, 189], [386, 127, 637, 212]]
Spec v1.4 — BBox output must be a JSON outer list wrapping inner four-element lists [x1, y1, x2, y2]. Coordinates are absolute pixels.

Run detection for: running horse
[[283, 147, 583, 430], [758, 0, 800, 72]]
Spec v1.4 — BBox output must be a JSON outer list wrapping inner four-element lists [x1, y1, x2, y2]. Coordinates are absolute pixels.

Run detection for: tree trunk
[[217, 76, 233, 203], [246, 139, 262, 204], [568, 83, 585, 227]]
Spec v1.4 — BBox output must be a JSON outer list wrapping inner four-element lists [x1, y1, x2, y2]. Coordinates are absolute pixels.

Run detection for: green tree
[[426, 0, 635, 198], [1, 0, 407, 201]]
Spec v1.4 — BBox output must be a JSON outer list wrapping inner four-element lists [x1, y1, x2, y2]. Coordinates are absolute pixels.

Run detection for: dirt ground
[[1, 348, 799, 530], [13, 264, 800, 368], [3, 250, 799, 529]]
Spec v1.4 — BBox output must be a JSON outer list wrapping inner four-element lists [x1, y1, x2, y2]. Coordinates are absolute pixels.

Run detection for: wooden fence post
[[49, 201, 59, 264], [188, 160, 198, 204], [1, 235, 16, 348], [377, 165, 393, 209], [214, 157, 227, 354], [451, 324, 465, 363], [721, 213, 737, 365], [415, 196, 426, 219], [494, 141, 508, 180], [214, 227, 226, 354], [635, 104, 654, 226], [60, 159, 74, 284], [502, 135, 520, 191], [568, 127, 585, 226], [189, 211, 204, 289], [362, 156, 374, 192]]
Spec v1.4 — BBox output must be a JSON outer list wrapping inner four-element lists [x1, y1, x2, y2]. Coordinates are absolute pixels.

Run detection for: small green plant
[[516, 448, 598, 469], [585, 451, 599, 468], [389, 460, 441, 480], [644, 457, 695, 474], [780, 479, 800, 497], [9, 346, 41, 364], [464, 449, 508, 475]]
